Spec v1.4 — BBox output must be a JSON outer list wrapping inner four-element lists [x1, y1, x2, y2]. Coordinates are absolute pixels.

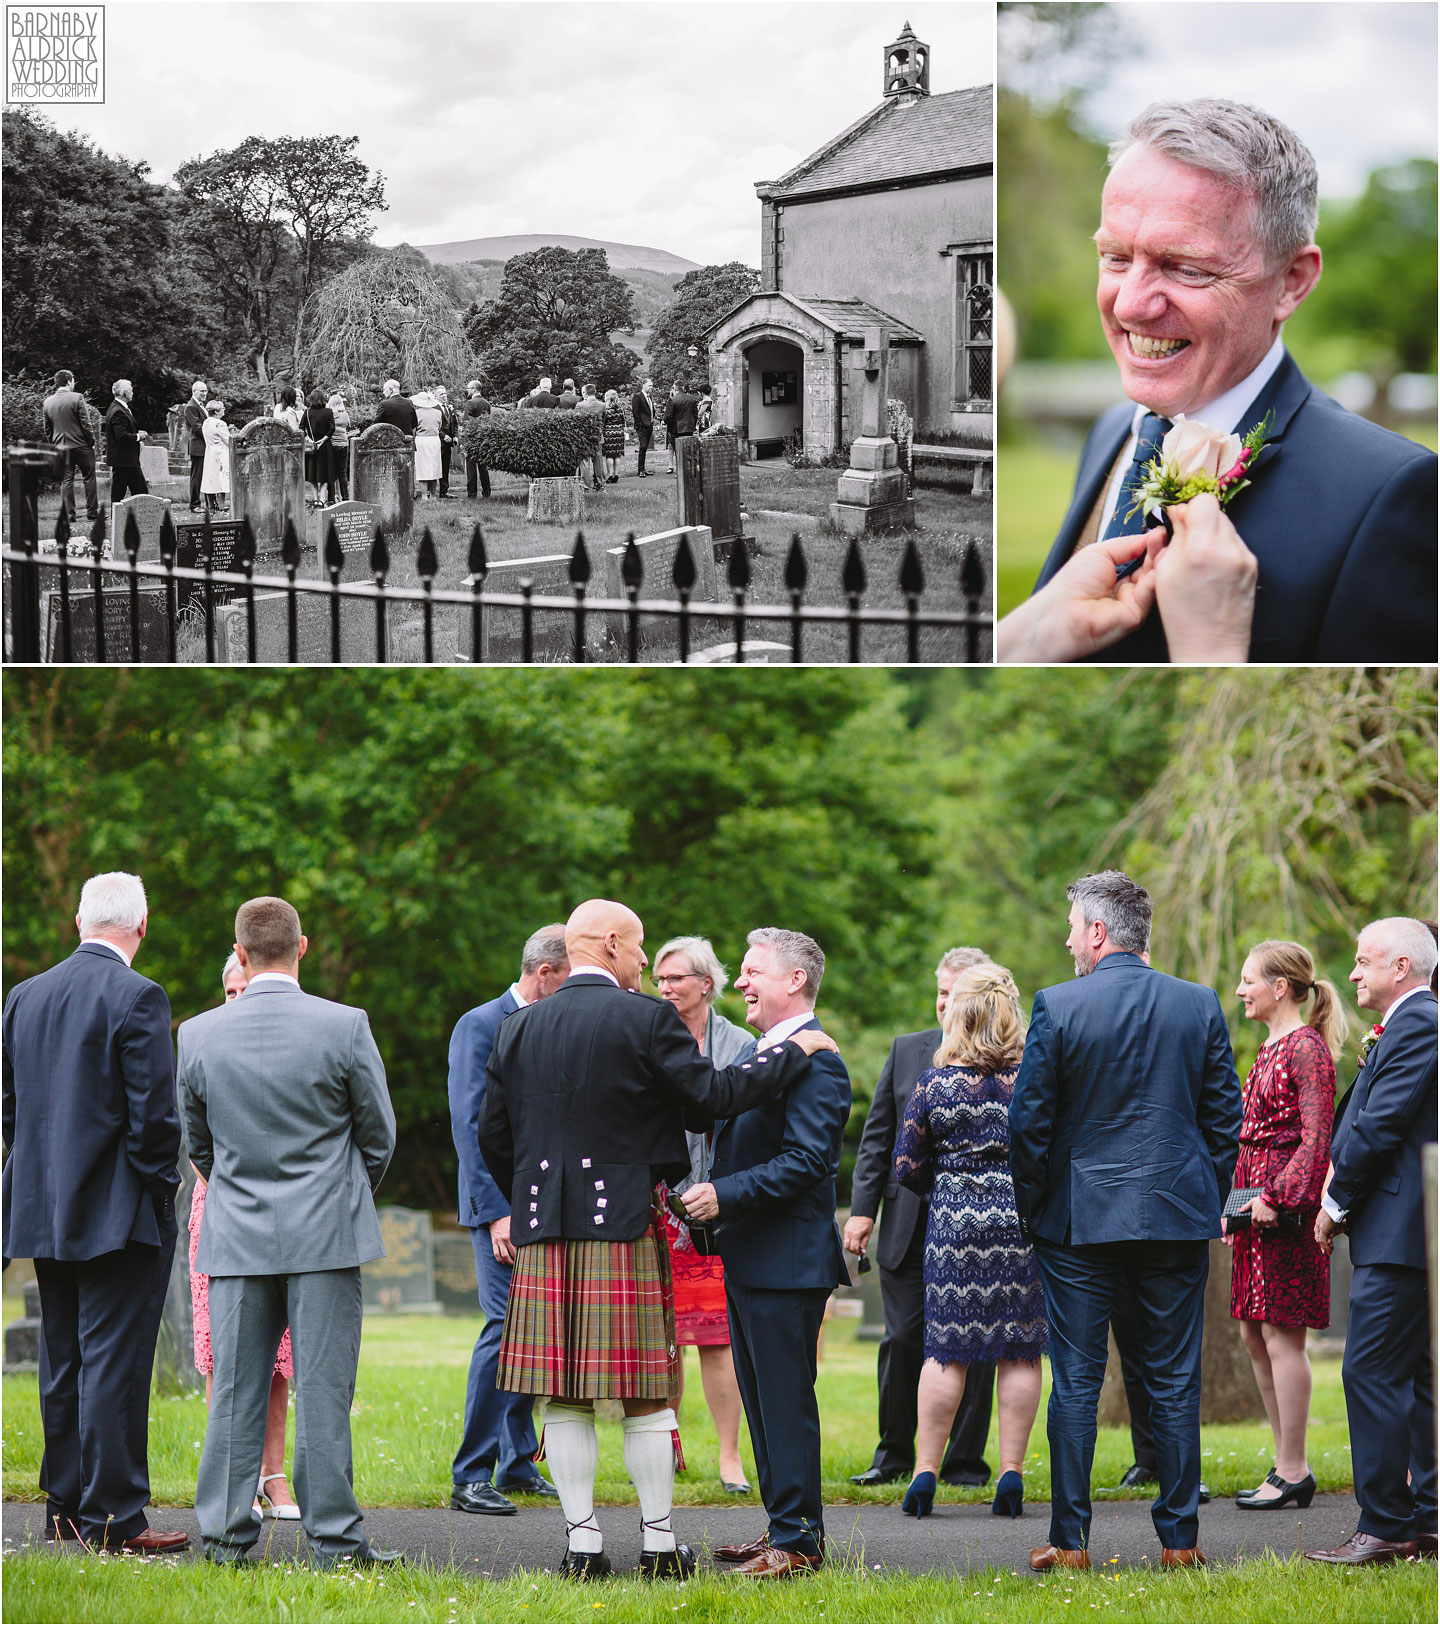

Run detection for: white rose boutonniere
[[1125, 411, 1274, 526]]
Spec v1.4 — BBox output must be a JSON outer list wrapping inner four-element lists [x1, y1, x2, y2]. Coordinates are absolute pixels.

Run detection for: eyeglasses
[[653, 973, 704, 988]]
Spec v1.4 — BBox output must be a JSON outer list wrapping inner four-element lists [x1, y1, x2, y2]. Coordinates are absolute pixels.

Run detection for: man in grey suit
[[179, 895, 400, 1568]]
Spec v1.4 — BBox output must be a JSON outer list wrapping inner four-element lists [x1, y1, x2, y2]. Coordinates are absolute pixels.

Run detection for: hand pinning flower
[[1125, 412, 1274, 525]]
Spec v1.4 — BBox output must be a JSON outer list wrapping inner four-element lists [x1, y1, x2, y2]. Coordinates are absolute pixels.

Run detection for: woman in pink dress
[[189, 952, 299, 1520], [1227, 939, 1346, 1511]]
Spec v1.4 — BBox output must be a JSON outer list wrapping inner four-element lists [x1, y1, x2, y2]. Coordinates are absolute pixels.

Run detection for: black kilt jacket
[[477, 972, 807, 1243]]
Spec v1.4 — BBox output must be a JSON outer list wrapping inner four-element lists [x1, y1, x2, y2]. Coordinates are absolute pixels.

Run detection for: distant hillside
[[432, 259, 687, 333], [411, 233, 700, 276]]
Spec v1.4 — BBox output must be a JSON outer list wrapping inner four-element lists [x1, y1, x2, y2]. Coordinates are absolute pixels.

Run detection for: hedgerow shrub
[[460, 409, 599, 478]]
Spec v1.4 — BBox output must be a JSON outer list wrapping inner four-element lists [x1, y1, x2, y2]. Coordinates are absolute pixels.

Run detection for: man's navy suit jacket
[[710, 1016, 851, 1291], [1329, 988, 1437, 1271], [1034, 350, 1437, 663], [2, 942, 180, 1261], [1009, 953, 1242, 1246], [448, 989, 519, 1228]]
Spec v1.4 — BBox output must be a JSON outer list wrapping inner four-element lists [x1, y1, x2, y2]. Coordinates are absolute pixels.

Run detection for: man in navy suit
[[683, 928, 852, 1579], [447, 924, 568, 1515], [1010, 872, 1240, 1572], [1029, 99, 1435, 664], [1307, 918, 1437, 1566], [1, 873, 188, 1555]]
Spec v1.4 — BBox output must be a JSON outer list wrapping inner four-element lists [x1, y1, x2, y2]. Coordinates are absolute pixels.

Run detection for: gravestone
[[110, 493, 171, 562], [434, 1231, 481, 1312], [676, 437, 702, 529], [829, 328, 916, 535], [602, 525, 716, 659], [456, 554, 607, 663], [352, 423, 414, 535], [216, 588, 389, 664], [230, 418, 305, 551], [307, 500, 383, 583], [139, 444, 171, 485], [527, 476, 586, 525], [689, 639, 793, 665], [699, 432, 745, 546], [43, 584, 170, 662], [361, 1206, 440, 1313], [3, 1280, 41, 1372], [174, 518, 249, 626]]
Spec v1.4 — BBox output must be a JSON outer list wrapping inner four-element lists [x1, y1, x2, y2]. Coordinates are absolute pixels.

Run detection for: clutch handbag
[[1223, 1187, 1305, 1232], [665, 1188, 716, 1256]]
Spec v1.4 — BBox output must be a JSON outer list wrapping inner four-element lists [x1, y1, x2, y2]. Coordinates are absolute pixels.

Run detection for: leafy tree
[[464, 246, 641, 401], [1, 109, 220, 424], [647, 262, 759, 392]]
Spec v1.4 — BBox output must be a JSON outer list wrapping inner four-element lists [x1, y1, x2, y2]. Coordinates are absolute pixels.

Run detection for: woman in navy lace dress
[[893, 963, 1048, 1519]]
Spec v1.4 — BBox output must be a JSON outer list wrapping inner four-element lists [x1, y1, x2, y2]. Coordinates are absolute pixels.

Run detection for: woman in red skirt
[[1228, 939, 1347, 1510], [652, 936, 753, 1494]]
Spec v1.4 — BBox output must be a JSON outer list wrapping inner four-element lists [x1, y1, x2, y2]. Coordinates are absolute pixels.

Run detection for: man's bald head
[[565, 899, 647, 991]]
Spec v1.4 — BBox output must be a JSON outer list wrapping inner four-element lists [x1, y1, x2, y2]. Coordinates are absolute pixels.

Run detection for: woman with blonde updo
[[892, 963, 1048, 1520], [1228, 939, 1347, 1511]]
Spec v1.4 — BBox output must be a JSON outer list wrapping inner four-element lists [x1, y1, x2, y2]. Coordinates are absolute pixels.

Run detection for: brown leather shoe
[[1305, 1530, 1417, 1565], [734, 1545, 821, 1578], [714, 1532, 771, 1564], [1030, 1544, 1091, 1572], [1416, 1533, 1437, 1558], [110, 1529, 191, 1556], [1162, 1548, 1206, 1568]]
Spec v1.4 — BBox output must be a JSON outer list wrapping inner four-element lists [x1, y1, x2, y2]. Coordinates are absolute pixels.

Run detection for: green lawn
[[2, 1309, 1356, 1511]]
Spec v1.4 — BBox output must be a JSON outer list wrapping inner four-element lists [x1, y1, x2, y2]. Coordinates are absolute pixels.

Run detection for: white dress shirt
[[242, 970, 299, 990], [756, 1010, 816, 1051], [79, 937, 131, 966], [507, 982, 530, 1009], [567, 965, 619, 987]]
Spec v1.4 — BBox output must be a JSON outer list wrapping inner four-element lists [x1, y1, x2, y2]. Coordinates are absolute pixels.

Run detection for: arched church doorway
[[743, 338, 803, 459]]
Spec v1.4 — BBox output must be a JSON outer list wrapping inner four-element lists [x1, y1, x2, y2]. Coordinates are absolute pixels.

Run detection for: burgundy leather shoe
[[1030, 1544, 1091, 1572], [111, 1529, 190, 1556], [1161, 1548, 1206, 1568], [713, 1532, 771, 1564], [1305, 1530, 1418, 1565], [734, 1545, 821, 1578]]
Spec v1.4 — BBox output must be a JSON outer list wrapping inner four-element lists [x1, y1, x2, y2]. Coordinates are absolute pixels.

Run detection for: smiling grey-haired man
[[1029, 98, 1436, 664]]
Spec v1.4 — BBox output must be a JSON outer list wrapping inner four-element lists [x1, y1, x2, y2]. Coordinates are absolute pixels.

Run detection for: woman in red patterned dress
[[652, 936, 753, 1494], [1227, 939, 1347, 1510]]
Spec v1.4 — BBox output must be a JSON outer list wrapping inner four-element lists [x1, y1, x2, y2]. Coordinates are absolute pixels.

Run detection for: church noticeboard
[[761, 371, 798, 405]]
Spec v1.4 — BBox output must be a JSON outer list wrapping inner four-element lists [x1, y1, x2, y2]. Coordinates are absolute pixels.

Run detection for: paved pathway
[[3, 1493, 1364, 1575]]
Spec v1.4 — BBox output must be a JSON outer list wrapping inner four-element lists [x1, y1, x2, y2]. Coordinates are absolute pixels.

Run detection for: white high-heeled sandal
[[258, 1473, 301, 1520]]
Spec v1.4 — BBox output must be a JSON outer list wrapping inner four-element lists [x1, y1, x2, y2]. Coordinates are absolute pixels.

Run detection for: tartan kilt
[[497, 1205, 679, 1399]]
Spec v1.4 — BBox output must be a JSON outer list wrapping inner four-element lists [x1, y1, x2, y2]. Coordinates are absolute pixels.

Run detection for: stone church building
[[706, 23, 992, 461]]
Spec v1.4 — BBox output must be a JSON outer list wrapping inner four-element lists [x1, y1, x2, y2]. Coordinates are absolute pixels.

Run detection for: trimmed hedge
[[459, 409, 601, 478]]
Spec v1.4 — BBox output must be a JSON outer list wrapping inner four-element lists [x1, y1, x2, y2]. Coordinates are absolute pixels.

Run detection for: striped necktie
[[1103, 413, 1172, 539]]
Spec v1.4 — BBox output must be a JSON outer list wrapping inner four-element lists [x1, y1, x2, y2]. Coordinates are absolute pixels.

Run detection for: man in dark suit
[[845, 946, 996, 1487], [1307, 918, 1438, 1566], [1028, 99, 1435, 663], [1009, 871, 1240, 1572], [435, 384, 458, 497], [463, 381, 492, 499], [632, 381, 655, 476], [556, 379, 578, 409], [374, 380, 418, 435], [478, 899, 836, 1581], [666, 385, 699, 443], [685, 928, 851, 1579], [43, 368, 99, 525], [1, 872, 188, 1555], [183, 380, 209, 510], [523, 376, 560, 410], [103, 379, 149, 503], [447, 925, 568, 1515]]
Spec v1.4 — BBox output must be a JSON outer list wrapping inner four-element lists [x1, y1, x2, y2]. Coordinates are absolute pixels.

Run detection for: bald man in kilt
[[478, 899, 838, 1579]]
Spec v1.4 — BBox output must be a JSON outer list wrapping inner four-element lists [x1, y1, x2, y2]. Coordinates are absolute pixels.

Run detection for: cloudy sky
[[51, 0, 993, 266]]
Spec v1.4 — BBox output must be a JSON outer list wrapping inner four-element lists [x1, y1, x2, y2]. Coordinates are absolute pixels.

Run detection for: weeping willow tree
[[1111, 667, 1437, 1017], [297, 246, 474, 408]]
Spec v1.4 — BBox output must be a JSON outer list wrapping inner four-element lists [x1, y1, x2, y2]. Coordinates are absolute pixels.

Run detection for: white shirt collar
[[80, 937, 131, 966], [1382, 984, 1430, 1025], [757, 1010, 816, 1050], [567, 965, 619, 988], [242, 971, 299, 990], [507, 981, 530, 1009]]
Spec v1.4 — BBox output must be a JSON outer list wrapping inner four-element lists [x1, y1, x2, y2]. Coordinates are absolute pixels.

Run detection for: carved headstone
[[830, 328, 915, 535], [434, 1232, 481, 1312], [352, 423, 414, 535], [230, 418, 305, 552], [216, 588, 391, 665], [698, 433, 744, 543], [139, 444, 171, 485], [43, 585, 170, 662], [361, 1206, 440, 1313], [602, 525, 716, 660], [308, 500, 383, 583], [173, 519, 249, 622], [527, 476, 586, 525], [110, 493, 171, 562], [3, 1280, 42, 1371], [457, 554, 607, 663]]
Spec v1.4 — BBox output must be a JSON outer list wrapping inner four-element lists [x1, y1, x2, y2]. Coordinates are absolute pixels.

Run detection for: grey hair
[[520, 924, 569, 977], [111, 379, 132, 397], [539, 377, 553, 392], [653, 936, 728, 1002], [383, 379, 400, 396], [1111, 99, 1318, 269], [77, 872, 147, 936], [936, 946, 990, 978], [1066, 870, 1152, 956], [1363, 917, 1439, 984], [221, 950, 243, 988], [747, 927, 825, 1005]]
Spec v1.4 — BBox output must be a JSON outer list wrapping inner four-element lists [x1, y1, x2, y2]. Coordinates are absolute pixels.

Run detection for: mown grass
[[2, 1310, 1355, 1511], [1, 1548, 1434, 1624]]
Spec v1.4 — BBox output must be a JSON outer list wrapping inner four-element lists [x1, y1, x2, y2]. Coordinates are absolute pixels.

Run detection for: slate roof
[[704, 292, 924, 345], [762, 83, 992, 200]]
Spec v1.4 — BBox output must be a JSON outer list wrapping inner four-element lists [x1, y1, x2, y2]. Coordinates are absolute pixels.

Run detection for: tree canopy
[[647, 262, 760, 392]]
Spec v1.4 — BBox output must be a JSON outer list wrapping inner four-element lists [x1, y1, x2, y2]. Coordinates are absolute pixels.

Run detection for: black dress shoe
[[451, 1481, 517, 1515], [560, 1548, 613, 1579], [849, 1466, 902, 1486], [638, 1543, 697, 1579], [1117, 1463, 1157, 1490], [355, 1545, 405, 1567], [497, 1474, 559, 1499], [1198, 1481, 1211, 1505]]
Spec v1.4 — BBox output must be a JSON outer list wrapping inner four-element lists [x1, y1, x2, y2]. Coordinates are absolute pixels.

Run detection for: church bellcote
[[883, 21, 929, 99]]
